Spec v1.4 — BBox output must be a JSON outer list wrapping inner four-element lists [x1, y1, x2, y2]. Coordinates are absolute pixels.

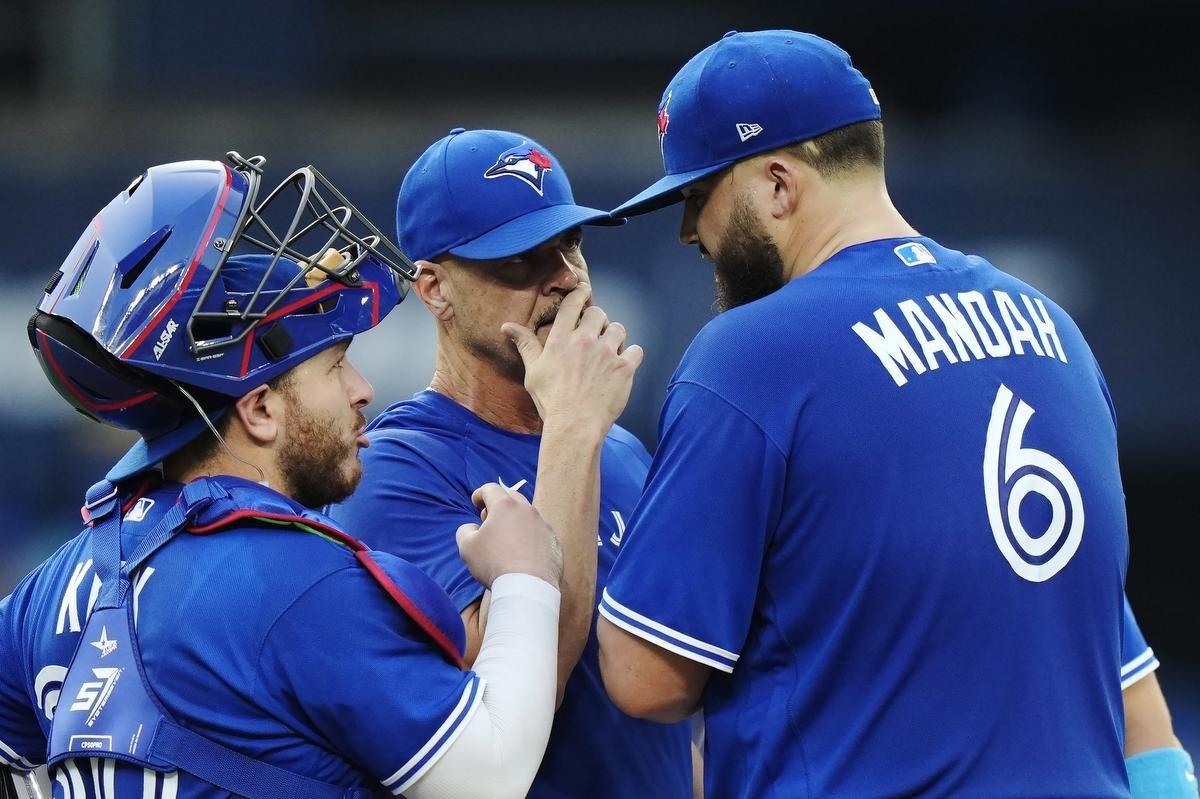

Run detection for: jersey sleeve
[[330, 433, 485, 611], [600, 381, 786, 673], [1120, 595, 1159, 689], [0, 586, 46, 772], [257, 566, 483, 797]]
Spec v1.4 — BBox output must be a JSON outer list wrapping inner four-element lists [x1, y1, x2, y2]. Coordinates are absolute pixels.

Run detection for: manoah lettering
[[853, 290, 1068, 387]]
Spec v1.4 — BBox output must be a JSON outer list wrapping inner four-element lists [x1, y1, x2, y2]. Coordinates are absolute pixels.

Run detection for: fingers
[[600, 320, 627, 352], [501, 322, 543, 367], [470, 482, 510, 515], [620, 343, 645, 371], [546, 283, 592, 344], [577, 305, 609, 337], [455, 522, 480, 550], [470, 481, 533, 515]]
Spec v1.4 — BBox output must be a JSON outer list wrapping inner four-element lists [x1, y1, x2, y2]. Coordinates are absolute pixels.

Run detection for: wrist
[[540, 415, 608, 448]]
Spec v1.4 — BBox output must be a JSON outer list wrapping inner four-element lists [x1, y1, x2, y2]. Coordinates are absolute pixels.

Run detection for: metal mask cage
[[187, 151, 420, 356]]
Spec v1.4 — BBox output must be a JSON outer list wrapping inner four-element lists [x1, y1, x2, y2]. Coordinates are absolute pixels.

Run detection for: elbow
[[598, 623, 701, 723], [611, 688, 696, 724]]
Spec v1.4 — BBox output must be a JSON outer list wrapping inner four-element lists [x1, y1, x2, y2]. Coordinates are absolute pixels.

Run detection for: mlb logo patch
[[124, 497, 155, 523], [893, 242, 936, 267]]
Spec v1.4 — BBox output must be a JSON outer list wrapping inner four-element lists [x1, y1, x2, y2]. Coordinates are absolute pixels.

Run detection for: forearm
[[532, 418, 604, 702], [406, 573, 560, 799], [1125, 673, 1182, 756]]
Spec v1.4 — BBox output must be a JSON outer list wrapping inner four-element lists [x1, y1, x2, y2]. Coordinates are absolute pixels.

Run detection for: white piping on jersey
[[1120, 648, 1160, 690], [383, 675, 485, 794], [601, 589, 739, 662], [598, 603, 735, 674]]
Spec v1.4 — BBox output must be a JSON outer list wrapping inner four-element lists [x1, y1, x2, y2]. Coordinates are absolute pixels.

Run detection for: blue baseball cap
[[397, 128, 621, 263], [613, 30, 881, 217]]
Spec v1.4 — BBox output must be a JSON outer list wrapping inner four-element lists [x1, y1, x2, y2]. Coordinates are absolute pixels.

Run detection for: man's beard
[[712, 193, 786, 313], [278, 397, 367, 509]]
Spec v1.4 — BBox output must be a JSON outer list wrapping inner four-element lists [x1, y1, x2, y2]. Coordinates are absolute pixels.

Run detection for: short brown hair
[[166, 370, 293, 472], [785, 119, 884, 180]]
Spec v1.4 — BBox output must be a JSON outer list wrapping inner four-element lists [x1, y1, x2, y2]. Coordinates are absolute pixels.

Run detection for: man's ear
[[761, 154, 808, 220], [412, 259, 454, 321], [232, 383, 280, 447]]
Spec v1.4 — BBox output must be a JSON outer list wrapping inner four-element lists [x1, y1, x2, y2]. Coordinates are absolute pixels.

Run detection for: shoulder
[[362, 399, 470, 478], [670, 292, 809, 417]]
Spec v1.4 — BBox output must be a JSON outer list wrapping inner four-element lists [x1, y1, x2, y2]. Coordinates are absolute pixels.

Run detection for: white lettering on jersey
[[57, 560, 102, 635], [56, 560, 93, 635], [925, 293, 986, 361], [898, 299, 958, 370], [994, 291, 1045, 357], [49, 757, 118, 799], [143, 769, 179, 799], [983, 384, 1085, 582], [498, 477, 528, 494], [609, 511, 627, 547], [35, 665, 68, 721], [132, 566, 155, 627], [1021, 294, 1067, 363], [852, 309, 927, 387], [854, 290, 1068, 387]]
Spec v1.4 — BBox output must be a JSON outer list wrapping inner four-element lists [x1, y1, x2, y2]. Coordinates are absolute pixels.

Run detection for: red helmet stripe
[[37, 330, 157, 412], [121, 165, 234, 358], [237, 280, 380, 377]]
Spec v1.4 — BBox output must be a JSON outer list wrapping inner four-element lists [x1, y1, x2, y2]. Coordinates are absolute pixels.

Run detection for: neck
[[780, 177, 919, 281], [428, 329, 543, 434], [163, 445, 281, 493]]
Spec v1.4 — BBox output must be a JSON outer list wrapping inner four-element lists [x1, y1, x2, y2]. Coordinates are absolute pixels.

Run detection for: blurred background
[[1, 0, 1197, 746]]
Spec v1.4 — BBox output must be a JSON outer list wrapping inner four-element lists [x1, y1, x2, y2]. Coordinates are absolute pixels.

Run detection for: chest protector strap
[[50, 478, 382, 799]]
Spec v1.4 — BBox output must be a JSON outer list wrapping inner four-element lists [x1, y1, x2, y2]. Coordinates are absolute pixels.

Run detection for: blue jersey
[[331, 390, 692, 799], [0, 477, 481, 797], [1121, 596, 1158, 689], [601, 238, 1133, 798]]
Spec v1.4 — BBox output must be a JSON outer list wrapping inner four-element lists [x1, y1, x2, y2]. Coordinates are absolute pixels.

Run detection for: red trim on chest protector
[[187, 509, 465, 668]]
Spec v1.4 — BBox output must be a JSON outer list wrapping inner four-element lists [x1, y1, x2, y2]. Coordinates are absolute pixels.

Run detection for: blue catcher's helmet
[[30, 152, 418, 482]]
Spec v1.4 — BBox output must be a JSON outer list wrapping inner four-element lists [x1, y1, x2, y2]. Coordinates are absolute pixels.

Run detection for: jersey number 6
[[983, 384, 1085, 583]]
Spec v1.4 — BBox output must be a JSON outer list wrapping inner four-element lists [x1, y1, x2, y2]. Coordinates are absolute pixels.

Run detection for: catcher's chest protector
[[46, 477, 460, 799]]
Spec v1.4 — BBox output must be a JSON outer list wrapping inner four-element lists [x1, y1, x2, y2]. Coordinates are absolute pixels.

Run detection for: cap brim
[[106, 410, 226, 483], [448, 204, 623, 261], [611, 161, 735, 218]]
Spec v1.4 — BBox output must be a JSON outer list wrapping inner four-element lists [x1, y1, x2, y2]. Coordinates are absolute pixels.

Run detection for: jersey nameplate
[[852, 289, 1068, 387]]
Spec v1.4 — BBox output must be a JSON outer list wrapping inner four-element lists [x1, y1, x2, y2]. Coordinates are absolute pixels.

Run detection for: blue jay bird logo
[[483, 144, 554, 196]]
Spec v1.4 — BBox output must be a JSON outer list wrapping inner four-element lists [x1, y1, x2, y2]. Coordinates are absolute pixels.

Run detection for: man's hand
[[457, 483, 564, 588], [502, 284, 644, 435]]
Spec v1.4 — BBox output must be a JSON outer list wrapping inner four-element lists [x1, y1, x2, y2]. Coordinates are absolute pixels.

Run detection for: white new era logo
[[736, 123, 763, 142]]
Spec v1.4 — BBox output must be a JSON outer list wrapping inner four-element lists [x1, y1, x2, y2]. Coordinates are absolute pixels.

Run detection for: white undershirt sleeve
[[403, 572, 560, 799]]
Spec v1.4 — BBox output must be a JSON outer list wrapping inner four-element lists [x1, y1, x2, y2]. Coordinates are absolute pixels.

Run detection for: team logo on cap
[[657, 91, 672, 156], [484, 144, 553, 196]]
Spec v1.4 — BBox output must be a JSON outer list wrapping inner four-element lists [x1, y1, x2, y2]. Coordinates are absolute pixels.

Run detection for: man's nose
[[544, 255, 582, 294], [679, 206, 700, 247], [345, 359, 375, 408]]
